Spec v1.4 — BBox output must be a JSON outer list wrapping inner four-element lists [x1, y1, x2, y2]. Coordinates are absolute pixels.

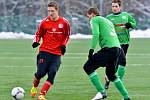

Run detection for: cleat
[[91, 92, 107, 100], [101, 92, 107, 99], [38, 94, 46, 100], [123, 98, 131, 100], [30, 86, 37, 97], [104, 77, 110, 89]]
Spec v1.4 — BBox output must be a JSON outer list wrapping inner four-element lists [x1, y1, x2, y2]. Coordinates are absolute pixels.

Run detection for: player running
[[83, 7, 131, 100], [30, 1, 70, 100], [105, 0, 136, 89]]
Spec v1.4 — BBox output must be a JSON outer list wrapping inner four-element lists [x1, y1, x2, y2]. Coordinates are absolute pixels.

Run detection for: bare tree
[[0, 0, 149, 34]]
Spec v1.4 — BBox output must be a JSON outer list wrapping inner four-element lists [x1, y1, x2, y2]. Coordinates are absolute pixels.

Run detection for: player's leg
[[38, 54, 61, 99], [104, 75, 110, 89], [121, 44, 129, 56], [117, 48, 126, 80], [83, 49, 110, 100], [31, 51, 49, 97], [105, 47, 126, 89], [117, 44, 129, 80], [30, 76, 39, 97], [83, 66, 107, 100], [105, 44, 129, 88], [106, 48, 130, 100]]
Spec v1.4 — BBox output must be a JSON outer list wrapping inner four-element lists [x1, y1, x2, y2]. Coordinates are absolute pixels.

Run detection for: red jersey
[[33, 16, 70, 55]]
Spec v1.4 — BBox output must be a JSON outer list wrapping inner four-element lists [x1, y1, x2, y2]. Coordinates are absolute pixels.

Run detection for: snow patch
[[70, 33, 91, 39], [130, 29, 150, 38], [0, 32, 34, 39], [0, 29, 150, 39]]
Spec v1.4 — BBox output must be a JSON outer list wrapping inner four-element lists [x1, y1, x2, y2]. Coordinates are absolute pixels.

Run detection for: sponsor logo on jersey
[[122, 16, 127, 19], [110, 18, 115, 20], [52, 28, 56, 32], [47, 28, 63, 34], [58, 23, 63, 28]]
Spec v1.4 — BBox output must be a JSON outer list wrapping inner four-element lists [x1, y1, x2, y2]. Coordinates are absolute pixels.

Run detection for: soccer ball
[[11, 87, 25, 100]]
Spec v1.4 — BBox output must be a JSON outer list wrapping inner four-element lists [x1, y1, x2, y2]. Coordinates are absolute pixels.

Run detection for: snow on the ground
[[130, 29, 150, 38], [0, 29, 150, 39], [0, 32, 34, 39]]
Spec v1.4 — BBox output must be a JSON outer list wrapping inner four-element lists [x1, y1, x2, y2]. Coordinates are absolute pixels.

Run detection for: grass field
[[0, 38, 150, 100]]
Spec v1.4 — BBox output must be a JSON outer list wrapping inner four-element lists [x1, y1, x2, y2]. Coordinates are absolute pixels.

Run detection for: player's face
[[112, 3, 121, 13], [87, 13, 94, 20], [48, 7, 59, 21]]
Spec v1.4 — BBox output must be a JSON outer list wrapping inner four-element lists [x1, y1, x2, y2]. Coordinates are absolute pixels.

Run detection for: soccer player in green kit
[[105, 0, 136, 89], [83, 7, 131, 100]]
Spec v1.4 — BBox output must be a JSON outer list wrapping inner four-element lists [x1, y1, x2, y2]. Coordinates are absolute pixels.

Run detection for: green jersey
[[106, 12, 136, 45], [90, 16, 120, 49]]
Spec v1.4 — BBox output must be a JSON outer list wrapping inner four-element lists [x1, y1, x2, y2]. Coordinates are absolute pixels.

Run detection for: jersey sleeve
[[61, 19, 70, 46], [106, 15, 110, 20], [127, 13, 136, 29], [33, 20, 45, 43], [90, 18, 99, 50]]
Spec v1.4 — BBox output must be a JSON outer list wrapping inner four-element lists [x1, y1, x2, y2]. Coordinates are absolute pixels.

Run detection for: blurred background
[[0, 0, 150, 35]]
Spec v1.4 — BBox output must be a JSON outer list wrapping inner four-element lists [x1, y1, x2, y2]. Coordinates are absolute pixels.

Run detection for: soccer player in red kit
[[30, 1, 70, 100]]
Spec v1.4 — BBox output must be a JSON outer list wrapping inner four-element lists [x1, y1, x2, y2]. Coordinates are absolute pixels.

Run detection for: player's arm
[[88, 18, 99, 59], [125, 13, 136, 29], [90, 18, 99, 50], [128, 13, 136, 28], [32, 21, 45, 48], [60, 19, 70, 55], [61, 20, 70, 46]]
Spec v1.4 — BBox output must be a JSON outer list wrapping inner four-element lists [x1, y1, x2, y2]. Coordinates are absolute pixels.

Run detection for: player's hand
[[32, 42, 40, 48], [60, 45, 66, 55], [125, 22, 132, 29], [88, 49, 94, 60]]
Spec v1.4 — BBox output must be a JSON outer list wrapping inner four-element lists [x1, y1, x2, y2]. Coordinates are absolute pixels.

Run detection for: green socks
[[89, 72, 105, 93], [117, 65, 125, 80], [113, 78, 129, 99], [89, 71, 130, 99]]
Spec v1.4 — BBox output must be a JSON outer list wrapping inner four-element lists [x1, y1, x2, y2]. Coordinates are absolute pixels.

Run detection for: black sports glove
[[125, 22, 132, 29], [32, 42, 40, 48], [60, 45, 66, 55], [88, 49, 94, 60]]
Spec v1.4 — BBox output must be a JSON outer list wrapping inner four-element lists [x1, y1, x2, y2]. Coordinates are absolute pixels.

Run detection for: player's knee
[[106, 73, 117, 81], [83, 59, 95, 75], [35, 72, 46, 79], [47, 71, 57, 84], [122, 60, 126, 66], [118, 53, 126, 66], [119, 60, 126, 66], [83, 64, 92, 75]]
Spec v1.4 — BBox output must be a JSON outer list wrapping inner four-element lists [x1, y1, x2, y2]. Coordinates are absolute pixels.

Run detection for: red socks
[[33, 78, 52, 96], [40, 81, 52, 95], [33, 77, 40, 87]]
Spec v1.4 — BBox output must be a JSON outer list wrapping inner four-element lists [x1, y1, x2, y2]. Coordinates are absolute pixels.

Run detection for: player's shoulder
[[37, 16, 49, 27], [91, 16, 107, 24], [121, 12, 130, 15], [106, 13, 114, 18], [92, 16, 102, 20], [60, 16, 70, 25], [40, 16, 50, 23], [121, 12, 133, 18]]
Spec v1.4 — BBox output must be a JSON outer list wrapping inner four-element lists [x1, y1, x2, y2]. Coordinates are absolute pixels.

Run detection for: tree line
[[0, 0, 149, 34]]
